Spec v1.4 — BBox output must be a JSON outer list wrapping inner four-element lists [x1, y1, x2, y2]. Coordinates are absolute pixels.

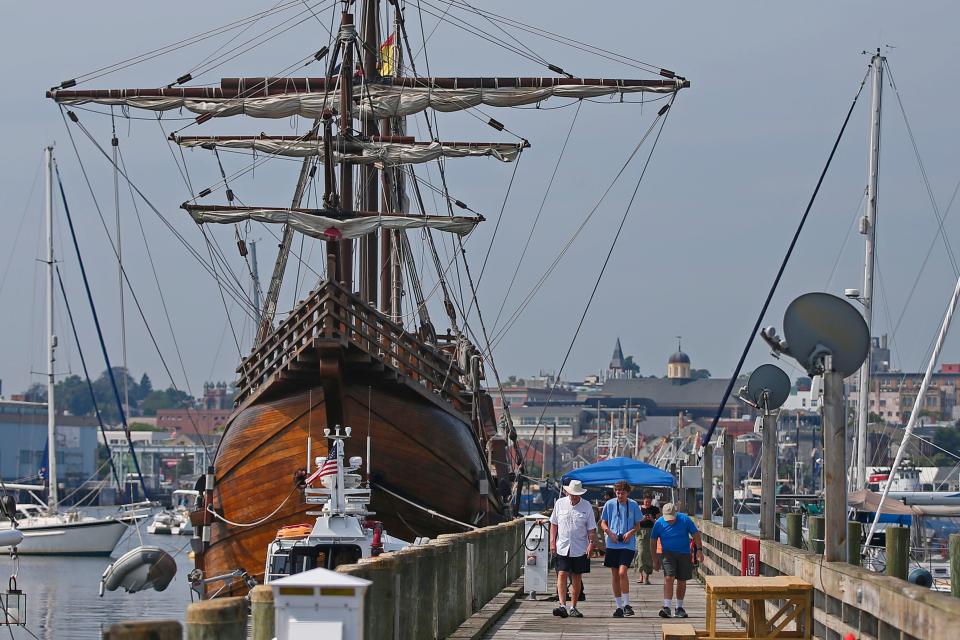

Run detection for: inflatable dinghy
[[0, 530, 23, 548], [99, 546, 176, 596]]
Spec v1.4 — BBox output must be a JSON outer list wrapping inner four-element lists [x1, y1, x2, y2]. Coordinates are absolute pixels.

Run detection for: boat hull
[[199, 382, 503, 590], [1, 518, 130, 556]]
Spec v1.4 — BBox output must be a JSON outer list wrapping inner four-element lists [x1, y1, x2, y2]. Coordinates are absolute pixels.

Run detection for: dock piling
[[249, 585, 274, 640], [808, 515, 824, 554], [885, 525, 909, 580], [185, 596, 247, 640], [951, 534, 960, 598], [847, 521, 862, 566], [701, 443, 713, 521], [786, 513, 803, 549]]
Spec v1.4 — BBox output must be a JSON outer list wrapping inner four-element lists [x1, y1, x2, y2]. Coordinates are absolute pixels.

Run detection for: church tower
[[667, 337, 691, 380], [608, 337, 628, 380]]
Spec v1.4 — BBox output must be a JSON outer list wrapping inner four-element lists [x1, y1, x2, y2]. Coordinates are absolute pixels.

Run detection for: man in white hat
[[549, 478, 597, 619]]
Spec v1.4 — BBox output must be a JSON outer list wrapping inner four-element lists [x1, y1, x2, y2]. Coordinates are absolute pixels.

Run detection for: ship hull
[[200, 381, 502, 589]]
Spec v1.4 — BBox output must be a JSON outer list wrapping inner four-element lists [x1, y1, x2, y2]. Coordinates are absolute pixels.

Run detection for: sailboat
[[46, 1, 688, 594], [0, 147, 147, 556]]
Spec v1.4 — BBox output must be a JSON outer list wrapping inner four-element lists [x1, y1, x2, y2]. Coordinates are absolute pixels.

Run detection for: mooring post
[[102, 621, 182, 640], [722, 433, 734, 528], [822, 357, 847, 562], [951, 534, 960, 598], [886, 525, 909, 580], [786, 513, 803, 549], [186, 596, 247, 640], [808, 515, 825, 554], [702, 443, 713, 521], [760, 410, 777, 541], [847, 521, 862, 566], [250, 585, 274, 640]]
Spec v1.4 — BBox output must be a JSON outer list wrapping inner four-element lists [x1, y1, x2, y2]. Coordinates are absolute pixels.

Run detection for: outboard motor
[[0, 495, 17, 522]]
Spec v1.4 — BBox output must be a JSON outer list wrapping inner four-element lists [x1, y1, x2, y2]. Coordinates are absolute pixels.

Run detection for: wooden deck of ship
[[482, 558, 741, 639]]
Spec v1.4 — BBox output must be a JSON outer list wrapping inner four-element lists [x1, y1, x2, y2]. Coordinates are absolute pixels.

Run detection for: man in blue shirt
[[599, 480, 642, 618], [650, 502, 703, 619]]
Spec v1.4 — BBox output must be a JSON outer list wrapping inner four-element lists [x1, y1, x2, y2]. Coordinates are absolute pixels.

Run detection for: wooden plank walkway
[[482, 559, 741, 639]]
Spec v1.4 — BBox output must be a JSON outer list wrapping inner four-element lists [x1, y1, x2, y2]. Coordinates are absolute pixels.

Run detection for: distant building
[[509, 405, 586, 444], [597, 345, 741, 421], [0, 400, 98, 489], [98, 430, 164, 447], [607, 338, 631, 380], [847, 364, 960, 424], [156, 381, 235, 436], [156, 408, 231, 437]]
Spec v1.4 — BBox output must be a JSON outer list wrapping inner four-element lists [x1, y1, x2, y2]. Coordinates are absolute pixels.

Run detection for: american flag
[[305, 441, 339, 485]]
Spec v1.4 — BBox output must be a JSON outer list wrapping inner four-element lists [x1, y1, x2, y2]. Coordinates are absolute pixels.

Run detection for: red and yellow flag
[[379, 33, 396, 77]]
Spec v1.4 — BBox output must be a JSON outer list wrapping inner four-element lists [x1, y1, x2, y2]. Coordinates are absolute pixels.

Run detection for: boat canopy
[[562, 457, 675, 488]]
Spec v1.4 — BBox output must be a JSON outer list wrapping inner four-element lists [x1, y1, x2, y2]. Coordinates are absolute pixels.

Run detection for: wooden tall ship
[[47, 0, 688, 596]]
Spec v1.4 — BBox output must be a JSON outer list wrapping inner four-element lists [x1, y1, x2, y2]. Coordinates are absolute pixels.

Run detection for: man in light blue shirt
[[599, 480, 642, 618], [650, 502, 703, 619]]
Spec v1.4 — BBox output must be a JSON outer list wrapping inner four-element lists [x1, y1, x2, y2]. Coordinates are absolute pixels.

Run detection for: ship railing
[[234, 279, 467, 408]]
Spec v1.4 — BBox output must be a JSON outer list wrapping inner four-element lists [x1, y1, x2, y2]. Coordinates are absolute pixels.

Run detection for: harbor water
[[5, 526, 194, 639]]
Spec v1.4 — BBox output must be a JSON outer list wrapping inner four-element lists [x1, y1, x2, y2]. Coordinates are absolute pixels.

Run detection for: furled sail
[[173, 135, 526, 164], [49, 76, 688, 120], [182, 204, 481, 239]]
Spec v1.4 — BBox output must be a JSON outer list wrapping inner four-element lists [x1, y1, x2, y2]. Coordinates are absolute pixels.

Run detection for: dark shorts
[[662, 550, 694, 581], [555, 553, 590, 575], [603, 548, 636, 568]]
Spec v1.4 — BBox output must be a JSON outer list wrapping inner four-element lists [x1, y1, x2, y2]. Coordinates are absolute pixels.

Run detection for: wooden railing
[[697, 519, 957, 640], [234, 280, 467, 407]]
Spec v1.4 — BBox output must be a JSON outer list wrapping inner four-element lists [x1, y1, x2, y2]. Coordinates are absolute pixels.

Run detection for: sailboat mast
[[45, 145, 59, 511], [854, 50, 884, 491], [337, 8, 355, 287], [359, 0, 380, 306]]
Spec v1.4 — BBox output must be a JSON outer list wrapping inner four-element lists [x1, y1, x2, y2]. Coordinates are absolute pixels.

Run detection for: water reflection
[[4, 528, 194, 639]]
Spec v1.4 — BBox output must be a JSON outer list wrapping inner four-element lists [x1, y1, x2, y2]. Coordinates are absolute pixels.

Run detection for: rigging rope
[[374, 482, 477, 530], [492, 100, 581, 334], [518, 99, 676, 467], [701, 66, 872, 449], [207, 486, 298, 528], [54, 267, 123, 490], [54, 164, 151, 499]]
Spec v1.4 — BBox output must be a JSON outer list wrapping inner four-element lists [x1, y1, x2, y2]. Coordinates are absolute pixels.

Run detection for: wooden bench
[[662, 623, 697, 639], [703, 575, 813, 639]]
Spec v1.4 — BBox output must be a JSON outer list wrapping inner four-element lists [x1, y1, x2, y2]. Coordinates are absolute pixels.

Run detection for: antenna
[[742, 364, 791, 412], [779, 292, 869, 377]]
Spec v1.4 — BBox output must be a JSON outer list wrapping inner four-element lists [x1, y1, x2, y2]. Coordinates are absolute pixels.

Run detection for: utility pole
[[552, 418, 558, 479], [854, 50, 884, 491], [823, 355, 848, 562], [760, 398, 777, 540], [722, 431, 734, 528]]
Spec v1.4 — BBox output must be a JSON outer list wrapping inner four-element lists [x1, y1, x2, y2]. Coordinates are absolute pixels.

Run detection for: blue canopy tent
[[561, 457, 675, 488]]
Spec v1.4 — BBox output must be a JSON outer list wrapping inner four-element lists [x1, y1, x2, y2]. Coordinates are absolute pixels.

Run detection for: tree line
[[21, 367, 194, 422]]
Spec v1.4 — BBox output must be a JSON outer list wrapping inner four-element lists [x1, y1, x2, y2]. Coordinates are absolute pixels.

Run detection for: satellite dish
[[782, 292, 869, 377], [745, 364, 791, 410]]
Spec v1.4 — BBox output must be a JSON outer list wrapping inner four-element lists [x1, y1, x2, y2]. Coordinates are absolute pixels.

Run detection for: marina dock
[[481, 558, 739, 639]]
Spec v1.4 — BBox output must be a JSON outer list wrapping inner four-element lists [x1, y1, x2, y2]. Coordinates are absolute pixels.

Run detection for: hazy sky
[[2, 1, 959, 398]]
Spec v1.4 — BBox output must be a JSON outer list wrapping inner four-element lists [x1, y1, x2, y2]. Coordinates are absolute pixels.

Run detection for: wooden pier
[[482, 558, 740, 639]]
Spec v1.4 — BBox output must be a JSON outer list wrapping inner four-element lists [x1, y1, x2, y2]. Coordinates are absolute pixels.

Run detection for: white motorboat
[[147, 490, 198, 535], [0, 501, 146, 556], [263, 427, 411, 584]]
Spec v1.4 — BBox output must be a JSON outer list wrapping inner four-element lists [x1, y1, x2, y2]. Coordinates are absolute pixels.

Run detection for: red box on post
[[741, 537, 760, 576]]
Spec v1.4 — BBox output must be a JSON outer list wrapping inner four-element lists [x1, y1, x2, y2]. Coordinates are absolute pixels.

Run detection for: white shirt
[[550, 496, 597, 557]]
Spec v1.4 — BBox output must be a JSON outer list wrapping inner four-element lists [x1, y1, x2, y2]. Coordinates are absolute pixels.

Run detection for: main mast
[[45, 145, 59, 511], [854, 50, 884, 491]]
